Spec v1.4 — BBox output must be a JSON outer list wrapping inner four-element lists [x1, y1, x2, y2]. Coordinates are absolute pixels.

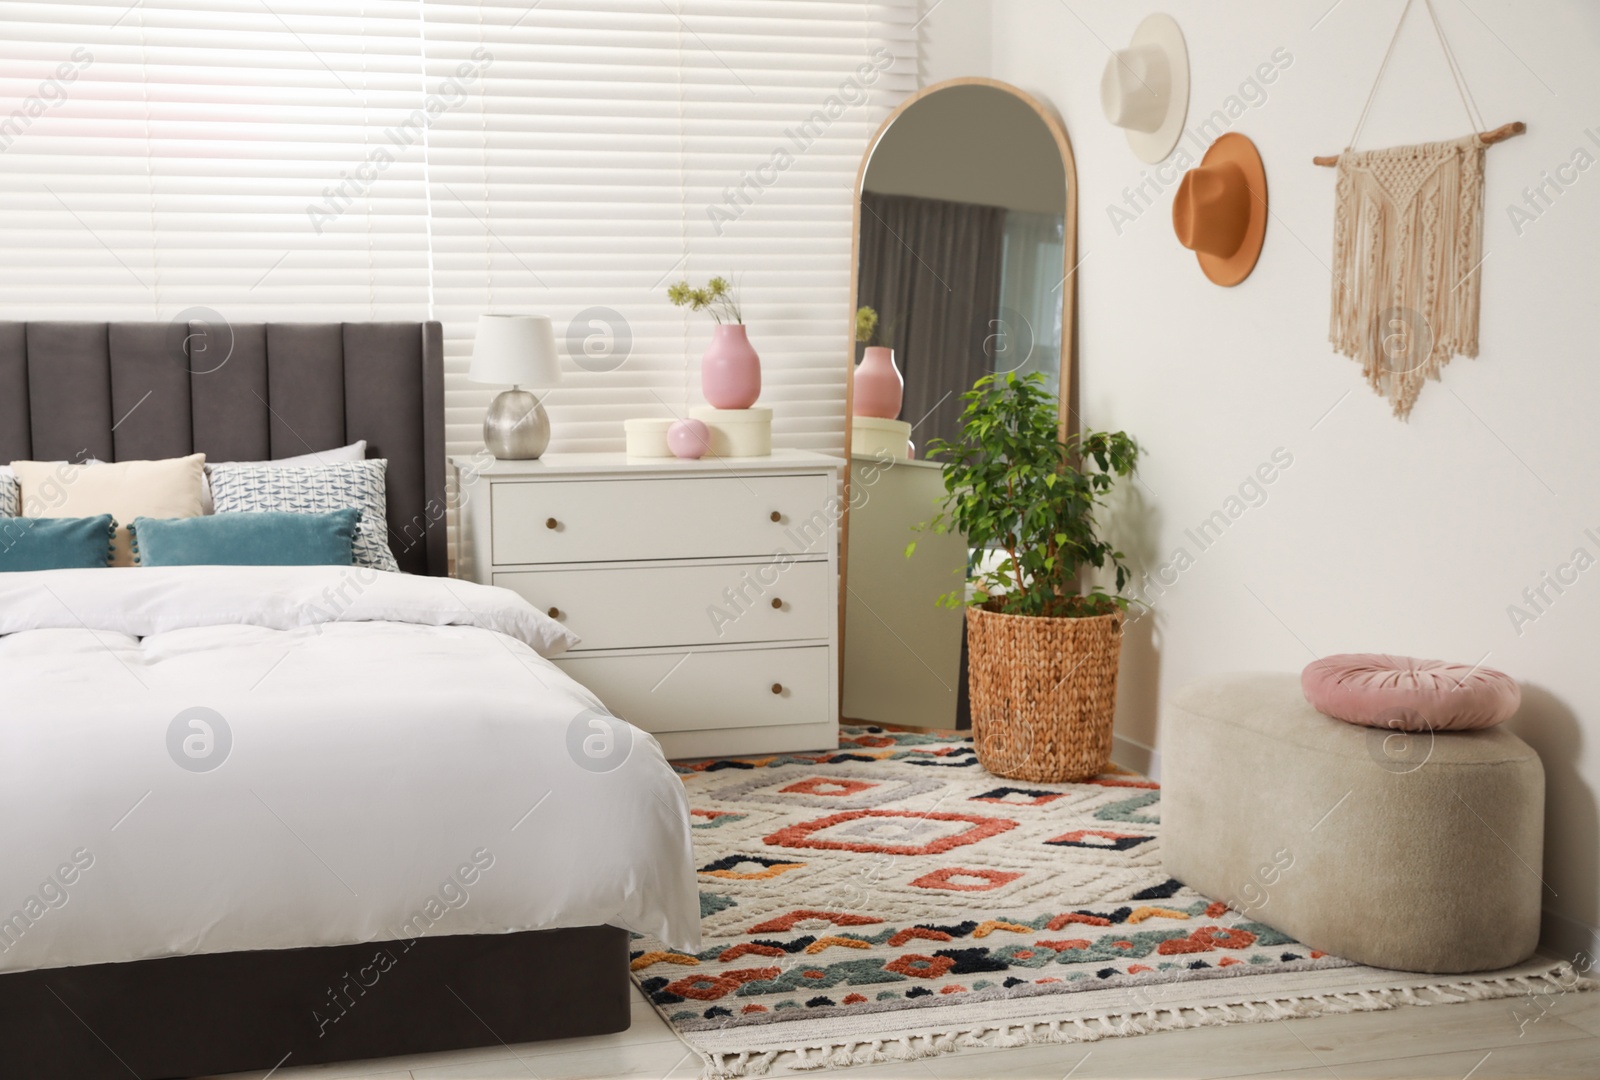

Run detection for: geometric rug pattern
[[632, 726, 1354, 1042]]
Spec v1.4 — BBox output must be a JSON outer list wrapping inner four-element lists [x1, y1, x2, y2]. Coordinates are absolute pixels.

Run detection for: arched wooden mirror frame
[[838, 77, 1079, 715]]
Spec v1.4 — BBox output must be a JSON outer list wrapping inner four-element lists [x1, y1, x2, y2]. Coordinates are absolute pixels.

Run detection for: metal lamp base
[[484, 388, 550, 459]]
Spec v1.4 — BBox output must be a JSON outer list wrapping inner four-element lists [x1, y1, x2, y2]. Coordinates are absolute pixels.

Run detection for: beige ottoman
[[1161, 672, 1544, 974]]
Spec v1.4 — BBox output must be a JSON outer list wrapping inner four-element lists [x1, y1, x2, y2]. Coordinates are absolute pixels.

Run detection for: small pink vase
[[701, 323, 761, 409], [853, 346, 903, 419]]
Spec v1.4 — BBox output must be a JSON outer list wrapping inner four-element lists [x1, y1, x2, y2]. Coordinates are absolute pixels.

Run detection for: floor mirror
[[841, 78, 1078, 731]]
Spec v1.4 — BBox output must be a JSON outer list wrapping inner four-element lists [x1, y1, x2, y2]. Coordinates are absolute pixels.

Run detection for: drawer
[[554, 646, 830, 734], [491, 474, 831, 565], [495, 561, 832, 650]]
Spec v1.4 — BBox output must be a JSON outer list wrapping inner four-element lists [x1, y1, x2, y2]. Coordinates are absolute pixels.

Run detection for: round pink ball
[[667, 418, 712, 460]]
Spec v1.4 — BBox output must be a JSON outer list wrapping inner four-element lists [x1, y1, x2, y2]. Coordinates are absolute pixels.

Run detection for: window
[[0, 0, 432, 318], [0, 0, 916, 464]]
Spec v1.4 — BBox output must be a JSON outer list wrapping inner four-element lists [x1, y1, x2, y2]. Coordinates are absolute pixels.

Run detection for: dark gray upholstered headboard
[[0, 321, 447, 576]]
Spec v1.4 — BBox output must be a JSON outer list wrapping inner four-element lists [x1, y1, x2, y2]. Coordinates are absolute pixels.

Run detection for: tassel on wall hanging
[[1315, 0, 1524, 419]]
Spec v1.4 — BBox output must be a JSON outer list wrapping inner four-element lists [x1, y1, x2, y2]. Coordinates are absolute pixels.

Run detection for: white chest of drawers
[[452, 450, 843, 760]]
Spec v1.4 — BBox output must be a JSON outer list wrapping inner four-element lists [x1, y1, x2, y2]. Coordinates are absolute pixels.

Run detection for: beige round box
[[688, 406, 771, 457], [623, 418, 674, 458], [851, 415, 912, 460]]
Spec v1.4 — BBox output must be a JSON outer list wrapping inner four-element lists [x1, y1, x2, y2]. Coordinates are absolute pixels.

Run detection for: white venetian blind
[[0, 0, 432, 320], [0, 0, 915, 460], [421, 0, 917, 459]]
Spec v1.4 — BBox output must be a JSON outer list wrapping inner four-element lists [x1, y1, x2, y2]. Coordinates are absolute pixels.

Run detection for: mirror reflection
[[844, 80, 1074, 732], [855, 82, 1067, 451]]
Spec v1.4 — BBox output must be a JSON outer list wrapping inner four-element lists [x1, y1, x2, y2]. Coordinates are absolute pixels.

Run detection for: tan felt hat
[[1100, 13, 1189, 164], [1172, 132, 1267, 287]]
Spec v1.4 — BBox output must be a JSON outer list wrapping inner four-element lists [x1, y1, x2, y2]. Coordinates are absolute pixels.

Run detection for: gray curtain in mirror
[[857, 191, 1003, 451]]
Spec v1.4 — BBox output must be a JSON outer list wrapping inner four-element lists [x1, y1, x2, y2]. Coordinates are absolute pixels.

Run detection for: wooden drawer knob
[[769, 511, 782, 522], [545, 517, 558, 530], [547, 607, 561, 619], [770, 597, 783, 609], [771, 683, 784, 695]]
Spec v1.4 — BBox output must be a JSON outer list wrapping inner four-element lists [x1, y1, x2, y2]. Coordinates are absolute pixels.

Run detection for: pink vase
[[853, 346, 903, 419], [701, 323, 761, 409]]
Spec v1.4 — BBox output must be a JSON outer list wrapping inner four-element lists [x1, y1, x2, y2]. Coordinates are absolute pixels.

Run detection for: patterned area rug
[[634, 726, 1588, 1077]]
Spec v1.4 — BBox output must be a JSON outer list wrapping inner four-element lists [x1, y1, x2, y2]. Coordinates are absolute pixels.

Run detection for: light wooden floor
[[218, 972, 1600, 1080]]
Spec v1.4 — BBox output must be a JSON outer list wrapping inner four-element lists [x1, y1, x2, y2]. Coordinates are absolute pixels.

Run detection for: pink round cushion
[[1301, 654, 1521, 732]]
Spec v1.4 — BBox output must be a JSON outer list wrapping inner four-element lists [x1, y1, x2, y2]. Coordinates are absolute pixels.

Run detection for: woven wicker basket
[[965, 605, 1124, 783]]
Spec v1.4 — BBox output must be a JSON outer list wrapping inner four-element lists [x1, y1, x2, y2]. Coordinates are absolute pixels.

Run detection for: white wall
[[922, 0, 1600, 957], [920, 0, 990, 85]]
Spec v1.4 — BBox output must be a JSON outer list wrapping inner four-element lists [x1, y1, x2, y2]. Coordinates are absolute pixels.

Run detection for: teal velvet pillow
[[131, 509, 360, 567], [0, 515, 116, 571]]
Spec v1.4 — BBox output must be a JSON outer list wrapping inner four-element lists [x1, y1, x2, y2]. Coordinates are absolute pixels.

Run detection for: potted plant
[[918, 371, 1139, 782], [668, 276, 760, 409]]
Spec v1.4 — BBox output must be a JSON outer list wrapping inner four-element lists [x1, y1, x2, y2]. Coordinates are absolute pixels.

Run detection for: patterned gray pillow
[[0, 469, 17, 518], [207, 459, 399, 573]]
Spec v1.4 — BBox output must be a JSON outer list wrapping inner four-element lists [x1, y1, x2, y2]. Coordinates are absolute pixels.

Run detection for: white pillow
[[200, 440, 367, 514], [207, 458, 399, 573]]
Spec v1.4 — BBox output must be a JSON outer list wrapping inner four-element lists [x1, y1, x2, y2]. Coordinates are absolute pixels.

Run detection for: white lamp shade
[[468, 314, 563, 387]]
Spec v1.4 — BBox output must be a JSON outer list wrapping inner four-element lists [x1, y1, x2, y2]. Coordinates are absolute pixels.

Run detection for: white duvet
[[0, 566, 701, 974]]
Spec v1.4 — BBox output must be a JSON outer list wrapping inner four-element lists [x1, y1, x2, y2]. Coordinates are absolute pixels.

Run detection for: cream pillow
[[11, 454, 206, 567]]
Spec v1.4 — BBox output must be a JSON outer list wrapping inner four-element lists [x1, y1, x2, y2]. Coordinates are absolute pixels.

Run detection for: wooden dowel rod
[[1313, 121, 1526, 166]]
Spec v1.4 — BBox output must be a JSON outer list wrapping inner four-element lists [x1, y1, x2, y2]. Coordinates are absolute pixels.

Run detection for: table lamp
[[468, 314, 563, 459]]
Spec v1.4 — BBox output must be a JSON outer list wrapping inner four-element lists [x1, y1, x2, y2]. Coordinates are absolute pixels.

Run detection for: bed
[[0, 321, 700, 1079]]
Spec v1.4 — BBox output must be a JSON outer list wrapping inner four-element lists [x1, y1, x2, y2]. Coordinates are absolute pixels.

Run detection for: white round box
[[623, 418, 674, 458], [688, 406, 772, 457], [851, 415, 912, 460]]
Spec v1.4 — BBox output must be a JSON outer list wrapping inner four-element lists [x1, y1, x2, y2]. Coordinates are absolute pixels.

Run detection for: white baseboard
[[1111, 733, 1160, 781], [1541, 908, 1599, 965]]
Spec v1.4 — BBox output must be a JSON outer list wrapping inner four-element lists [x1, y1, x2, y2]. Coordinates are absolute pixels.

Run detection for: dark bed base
[[0, 926, 631, 1079]]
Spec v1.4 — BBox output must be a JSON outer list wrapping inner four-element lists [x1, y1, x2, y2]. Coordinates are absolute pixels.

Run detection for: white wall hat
[[1100, 13, 1189, 163]]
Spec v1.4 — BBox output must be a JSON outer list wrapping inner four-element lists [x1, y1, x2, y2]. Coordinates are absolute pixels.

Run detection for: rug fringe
[[695, 962, 1594, 1078]]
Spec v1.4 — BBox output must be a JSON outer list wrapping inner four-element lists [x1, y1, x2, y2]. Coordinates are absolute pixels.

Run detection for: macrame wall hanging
[[1316, 0, 1524, 419]]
